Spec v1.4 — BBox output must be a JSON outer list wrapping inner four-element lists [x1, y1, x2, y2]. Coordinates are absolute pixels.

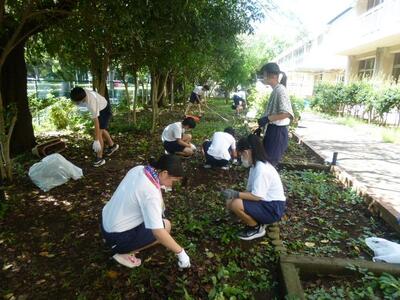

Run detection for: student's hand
[[176, 249, 191, 268], [92, 140, 102, 153], [222, 189, 240, 200], [190, 143, 197, 151], [232, 159, 239, 165]]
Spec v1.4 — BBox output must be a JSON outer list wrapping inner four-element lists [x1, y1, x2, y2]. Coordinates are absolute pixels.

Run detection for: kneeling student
[[202, 127, 237, 170], [101, 155, 190, 268], [221, 134, 286, 240], [162, 117, 196, 157]]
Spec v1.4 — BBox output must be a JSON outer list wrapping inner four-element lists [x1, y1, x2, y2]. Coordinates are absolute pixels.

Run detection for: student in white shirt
[[185, 84, 209, 115], [221, 134, 286, 240], [202, 127, 237, 170], [70, 87, 119, 167], [162, 117, 196, 157], [232, 90, 246, 115], [101, 155, 190, 269]]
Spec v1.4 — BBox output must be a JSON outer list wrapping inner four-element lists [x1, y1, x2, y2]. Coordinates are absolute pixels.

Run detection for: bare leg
[[226, 198, 257, 226], [101, 130, 114, 148]]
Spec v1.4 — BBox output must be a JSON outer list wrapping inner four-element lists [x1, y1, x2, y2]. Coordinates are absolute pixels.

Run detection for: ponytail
[[149, 154, 184, 177], [279, 71, 287, 87]]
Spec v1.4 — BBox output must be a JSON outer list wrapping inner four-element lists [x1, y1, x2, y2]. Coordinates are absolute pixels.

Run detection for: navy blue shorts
[[163, 140, 185, 154], [263, 124, 288, 166], [203, 141, 229, 167], [98, 103, 112, 130], [243, 200, 286, 225], [101, 222, 164, 255], [189, 92, 200, 104]]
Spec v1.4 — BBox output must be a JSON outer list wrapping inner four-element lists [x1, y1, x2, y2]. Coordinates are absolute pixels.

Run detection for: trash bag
[[28, 153, 83, 192], [365, 237, 400, 264]]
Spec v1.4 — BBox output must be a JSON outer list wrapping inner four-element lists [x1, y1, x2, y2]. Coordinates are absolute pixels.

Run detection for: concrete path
[[295, 112, 400, 219]]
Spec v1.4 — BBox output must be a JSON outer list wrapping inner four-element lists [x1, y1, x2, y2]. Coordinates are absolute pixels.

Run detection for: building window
[[393, 53, 400, 83], [367, 0, 384, 10], [358, 58, 375, 79]]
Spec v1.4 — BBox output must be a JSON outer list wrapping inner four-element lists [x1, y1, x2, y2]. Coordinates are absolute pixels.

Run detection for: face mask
[[241, 155, 251, 168]]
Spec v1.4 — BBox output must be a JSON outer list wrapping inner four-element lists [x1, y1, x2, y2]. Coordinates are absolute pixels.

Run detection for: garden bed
[[1, 101, 399, 299]]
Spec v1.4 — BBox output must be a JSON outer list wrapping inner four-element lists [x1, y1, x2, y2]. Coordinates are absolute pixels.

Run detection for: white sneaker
[[204, 164, 212, 169], [221, 166, 229, 170], [238, 225, 266, 241]]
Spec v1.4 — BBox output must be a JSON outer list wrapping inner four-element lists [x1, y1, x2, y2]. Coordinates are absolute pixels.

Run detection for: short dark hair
[[149, 154, 184, 177], [182, 117, 196, 129], [202, 85, 210, 91], [70, 87, 86, 102], [237, 134, 268, 164], [224, 127, 235, 137]]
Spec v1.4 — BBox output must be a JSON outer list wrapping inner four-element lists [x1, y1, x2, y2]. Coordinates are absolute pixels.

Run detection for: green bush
[[48, 97, 91, 131]]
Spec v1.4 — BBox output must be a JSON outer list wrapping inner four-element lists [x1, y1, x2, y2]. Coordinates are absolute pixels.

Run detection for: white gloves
[[176, 249, 191, 268], [232, 158, 239, 165], [190, 143, 197, 151], [92, 140, 102, 153]]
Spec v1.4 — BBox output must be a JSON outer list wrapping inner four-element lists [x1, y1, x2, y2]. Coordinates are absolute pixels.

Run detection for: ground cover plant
[[1, 100, 399, 299]]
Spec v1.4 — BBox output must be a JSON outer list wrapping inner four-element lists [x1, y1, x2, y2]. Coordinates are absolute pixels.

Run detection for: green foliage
[[246, 86, 270, 118], [312, 81, 400, 125]]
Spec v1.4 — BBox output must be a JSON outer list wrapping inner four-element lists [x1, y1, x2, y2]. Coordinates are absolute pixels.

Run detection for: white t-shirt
[[102, 166, 164, 232], [207, 132, 236, 161], [246, 161, 285, 202], [193, 86, 205, 96], [237, 90, 246, 100], [161, 122, 184, 142], [83, 88, 108, 119]]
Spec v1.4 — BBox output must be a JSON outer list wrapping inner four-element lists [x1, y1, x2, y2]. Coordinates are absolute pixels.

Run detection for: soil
[[1, 107, 398, 299]]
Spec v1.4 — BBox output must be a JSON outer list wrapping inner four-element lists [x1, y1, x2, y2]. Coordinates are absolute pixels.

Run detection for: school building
[[274, 0, 400, 98]]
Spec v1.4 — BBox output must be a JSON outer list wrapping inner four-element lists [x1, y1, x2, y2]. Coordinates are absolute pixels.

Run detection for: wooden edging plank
[[281, 255, 400, 276], [280, 261, 305, 299]]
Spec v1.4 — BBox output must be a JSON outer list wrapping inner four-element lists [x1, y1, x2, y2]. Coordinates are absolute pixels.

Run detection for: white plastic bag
[[365, 237, 400, 264], [28, 153, 83, 192]]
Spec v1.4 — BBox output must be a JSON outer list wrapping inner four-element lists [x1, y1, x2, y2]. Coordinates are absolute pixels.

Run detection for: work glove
[[176, 249, 191, 268], [254, 127, 262, 137], [222, 189, 240, 200], [232, 159, 239, 165], [92, 140, 102, 153], [257, 116, 269, 127]]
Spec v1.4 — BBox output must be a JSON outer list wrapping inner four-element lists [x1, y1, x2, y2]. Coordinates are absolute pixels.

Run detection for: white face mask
[[241, 155, 251, 168]]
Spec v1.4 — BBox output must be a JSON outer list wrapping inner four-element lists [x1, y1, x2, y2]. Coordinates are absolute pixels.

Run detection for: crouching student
[[100, 155, 190, 268], [202, 127, 237, 170], [162, 117, 196, 157], [221, 134, 286, 240]]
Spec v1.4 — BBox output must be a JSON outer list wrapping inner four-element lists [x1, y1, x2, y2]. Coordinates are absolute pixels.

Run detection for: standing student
[[101, 155, 190, 268], [162, 117, 196, 157], [221, 134, 286, 240], [185, 85, 210, 115], [257, 63, 293, 166], [202, 127, 237, 170], [70, 87, 119, 167]]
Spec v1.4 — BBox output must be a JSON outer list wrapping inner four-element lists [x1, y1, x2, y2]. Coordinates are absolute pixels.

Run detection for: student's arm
[[93, 118, 102, 140], [238, 191, 262, 201], [152, 228, 183, 254], [231, 149, 237, 159], [177, 138, 191, 148], [267, 113, 291, 122]]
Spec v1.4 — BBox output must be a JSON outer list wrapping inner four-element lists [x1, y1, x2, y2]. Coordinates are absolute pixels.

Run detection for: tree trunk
[[133, 70, 138, 125], [151, 72, 159, 133], [121, 70, 131, 124], [170, 74, 174, 111], [1, 42, 35, 155]]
